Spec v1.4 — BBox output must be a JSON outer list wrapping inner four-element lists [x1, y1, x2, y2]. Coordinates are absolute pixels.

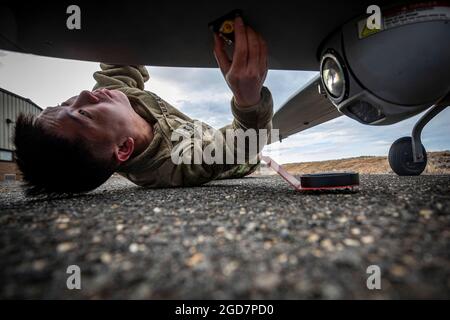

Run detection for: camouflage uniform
[[93, 64, 273, 187]]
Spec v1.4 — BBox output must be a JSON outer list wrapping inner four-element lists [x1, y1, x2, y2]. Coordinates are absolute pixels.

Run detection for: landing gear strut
[[388, 103, 448, 176]]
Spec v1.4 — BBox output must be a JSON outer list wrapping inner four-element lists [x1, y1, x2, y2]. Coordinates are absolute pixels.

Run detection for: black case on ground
[[297, 172, 360, 188]]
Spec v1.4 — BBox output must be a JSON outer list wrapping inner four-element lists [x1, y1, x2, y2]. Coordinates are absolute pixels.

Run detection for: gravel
[[0, 174, 449, 299]]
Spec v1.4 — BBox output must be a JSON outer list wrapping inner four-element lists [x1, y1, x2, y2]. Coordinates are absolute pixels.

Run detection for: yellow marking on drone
[[220, 20, 234, 34], [357, 18, 383, 39], [360, 24, 382, 38]]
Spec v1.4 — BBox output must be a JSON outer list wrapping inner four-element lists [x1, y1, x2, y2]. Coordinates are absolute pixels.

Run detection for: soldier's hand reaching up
[[213, 16, 268, 108]]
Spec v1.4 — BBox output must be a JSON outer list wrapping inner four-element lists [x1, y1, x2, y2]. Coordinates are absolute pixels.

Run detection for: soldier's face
[[37, 89, 135, 151]]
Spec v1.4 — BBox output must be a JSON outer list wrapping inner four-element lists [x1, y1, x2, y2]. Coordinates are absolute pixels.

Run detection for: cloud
[[264, 70, 317, 110], [176, 99, 233, 128]]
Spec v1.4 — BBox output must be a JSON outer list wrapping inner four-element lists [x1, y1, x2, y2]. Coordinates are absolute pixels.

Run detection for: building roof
[[0, 87, 42, 111]]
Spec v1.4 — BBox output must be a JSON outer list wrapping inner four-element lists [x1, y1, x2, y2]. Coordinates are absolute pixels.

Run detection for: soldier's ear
[[114, 137, 135, 163]]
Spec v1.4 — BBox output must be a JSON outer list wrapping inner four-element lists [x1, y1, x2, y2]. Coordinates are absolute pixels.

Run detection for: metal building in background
[[0, 87, 42, 181]]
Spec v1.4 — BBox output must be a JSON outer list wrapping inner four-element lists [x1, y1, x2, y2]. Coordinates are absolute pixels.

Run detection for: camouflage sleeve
[[166, 87, 274, 186], [92, 64, 149, 91], [226, 86, 274, 132]]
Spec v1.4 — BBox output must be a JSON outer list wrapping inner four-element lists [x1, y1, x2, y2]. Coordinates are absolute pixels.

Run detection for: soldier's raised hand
[[213, 17, 268, 108]]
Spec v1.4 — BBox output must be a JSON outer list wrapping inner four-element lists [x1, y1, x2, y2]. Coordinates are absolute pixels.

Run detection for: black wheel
[[388, 137, 427, 176]]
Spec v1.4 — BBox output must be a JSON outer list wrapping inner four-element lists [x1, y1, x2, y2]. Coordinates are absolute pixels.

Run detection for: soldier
[[13, 17, 273, 195]]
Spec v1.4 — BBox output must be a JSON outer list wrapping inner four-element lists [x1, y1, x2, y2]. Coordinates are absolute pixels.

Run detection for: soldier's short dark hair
[[13, 113, 118, 196]]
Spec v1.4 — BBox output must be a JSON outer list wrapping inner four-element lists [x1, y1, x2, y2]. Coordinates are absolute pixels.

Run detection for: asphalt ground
[[0, 174, 449, 299]]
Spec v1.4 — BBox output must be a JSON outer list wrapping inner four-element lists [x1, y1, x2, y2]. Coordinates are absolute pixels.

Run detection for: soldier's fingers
[[246, 27, 260, 71], [213, 33, 231, 75], [232, 16, 248, 70]]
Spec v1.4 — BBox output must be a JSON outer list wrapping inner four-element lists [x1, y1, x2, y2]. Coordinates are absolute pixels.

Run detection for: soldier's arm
[[214, 15, 273, 151], [225, 86, 273, 132], [160, 86, 273, 188], [154, 17, 272, 186], [92, 64, 149, 91]]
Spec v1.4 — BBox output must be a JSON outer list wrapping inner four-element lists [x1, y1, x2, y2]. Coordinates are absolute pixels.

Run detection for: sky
[[0, 49, 448, 164]]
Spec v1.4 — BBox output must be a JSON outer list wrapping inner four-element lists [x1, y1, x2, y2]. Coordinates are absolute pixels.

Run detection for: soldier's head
[[14, 88, 137, 196]]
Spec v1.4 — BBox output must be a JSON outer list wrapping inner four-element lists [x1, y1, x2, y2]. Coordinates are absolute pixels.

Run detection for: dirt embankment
[[260, 151, 450, 175]]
